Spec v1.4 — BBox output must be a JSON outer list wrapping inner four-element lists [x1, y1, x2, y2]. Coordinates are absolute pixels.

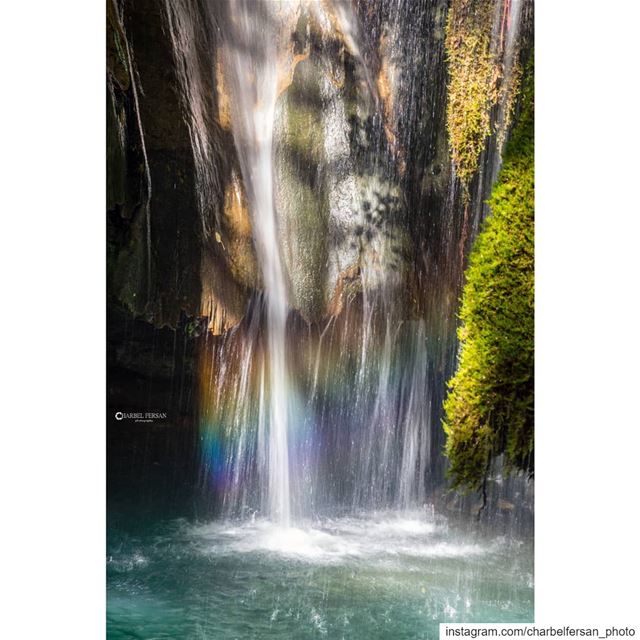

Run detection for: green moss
[[445, 0, 498, 194], [281, 54, 325, 163], [443, 64, 534, 492], [275, 56, 329, 320]]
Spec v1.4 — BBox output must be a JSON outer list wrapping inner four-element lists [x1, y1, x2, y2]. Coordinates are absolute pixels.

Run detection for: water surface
[[107, 510, 533, 639]]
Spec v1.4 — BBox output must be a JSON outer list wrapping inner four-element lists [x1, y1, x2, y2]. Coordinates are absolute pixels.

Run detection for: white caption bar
[[440, 624, 638, 639]]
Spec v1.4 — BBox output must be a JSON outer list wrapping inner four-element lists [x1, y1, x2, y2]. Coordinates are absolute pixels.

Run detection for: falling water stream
[[222, 0, 294, 527], [108, 1, 534, 636]]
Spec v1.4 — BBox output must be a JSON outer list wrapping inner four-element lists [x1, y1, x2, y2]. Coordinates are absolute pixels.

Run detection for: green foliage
[[445, 0, 498, 193], [443, 67, 534, 492]]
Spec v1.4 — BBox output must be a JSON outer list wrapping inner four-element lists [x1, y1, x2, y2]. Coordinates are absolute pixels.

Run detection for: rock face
[[107, 0, 534, 509], [108, 0, 533, 332], [271, 4, 409, 321], [107, 0, 250, 330], [106, 1, 412, 329]]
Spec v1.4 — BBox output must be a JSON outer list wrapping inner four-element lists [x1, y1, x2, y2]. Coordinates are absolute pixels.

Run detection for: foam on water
[[188, 511, 492, 565]]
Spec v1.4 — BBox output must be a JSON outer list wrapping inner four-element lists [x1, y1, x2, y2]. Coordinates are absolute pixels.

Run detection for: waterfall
[[107, 2, 535, 633], [493, 0, 525, 179], [194, 0, 532, 523], [221, 1, 297, 526]]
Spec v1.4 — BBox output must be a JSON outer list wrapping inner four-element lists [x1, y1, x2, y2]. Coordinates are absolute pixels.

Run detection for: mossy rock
[[443, 63, 534, 491], [274, 54, 329, 320], [445, 0, 498, 192]]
